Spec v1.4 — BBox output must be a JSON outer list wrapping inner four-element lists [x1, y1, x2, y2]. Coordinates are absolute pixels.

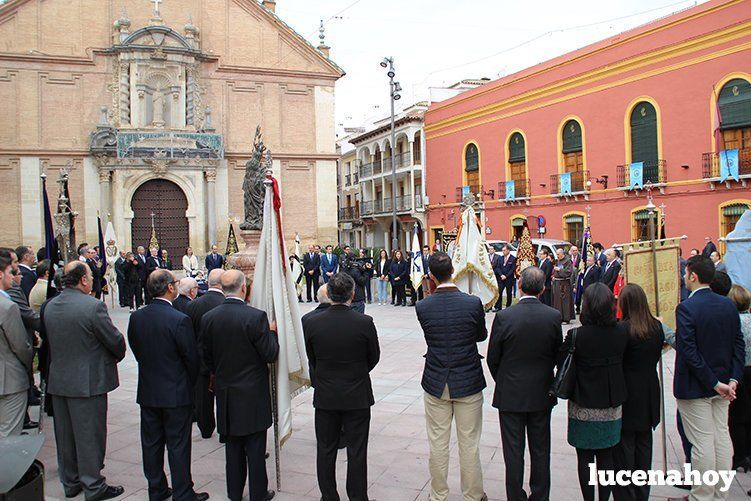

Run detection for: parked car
[[486, 238, 572, 258]]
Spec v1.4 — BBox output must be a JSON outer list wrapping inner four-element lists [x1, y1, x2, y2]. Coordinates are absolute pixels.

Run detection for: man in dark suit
[[204, 244, 225, 273], [577, 254, 601, 314], [416, 252, 487, 501], [498, 244, 517, 311], [303, 272, 380, 501], [145, 248, 163, 304], [489, 246, 503, 312], [538, 249, 553, 306], [303, 245, 321, 302], [15, 245, 37, 298], [185, 269, 225, 439], [319, 245, 339, 284], [674, 255, 744, 500], [599, 249, 621, 291], [174, 277, 199, 314], [43, 261, 126, 500], [202, 270, 278, 501], [135, 245, 149, 308], [301, 285, 330, 324], [128, 269, 208, 501], [86, 247, 104, 300], [487, 266, 562, 501], [592, 242, 607, 268], [114, 250, 128, 307]]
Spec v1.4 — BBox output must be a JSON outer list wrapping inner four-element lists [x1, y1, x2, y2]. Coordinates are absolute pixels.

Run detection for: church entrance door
[[131, 179, 189, 270]]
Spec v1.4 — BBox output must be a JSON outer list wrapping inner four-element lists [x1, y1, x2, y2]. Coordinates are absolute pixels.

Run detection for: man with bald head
[[43, 261, 126, 500], [174, 277, 199, 314], [202, 270, 279, 501], [128, 269, 207, 501], [302, 284, 330, 324], [185, 268, 225, 438], [599, 248, 621, 291]]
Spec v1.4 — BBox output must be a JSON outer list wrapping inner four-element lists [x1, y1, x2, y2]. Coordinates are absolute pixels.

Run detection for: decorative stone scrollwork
[[98, 169, 112, 184], [204, 168, 217, 182]]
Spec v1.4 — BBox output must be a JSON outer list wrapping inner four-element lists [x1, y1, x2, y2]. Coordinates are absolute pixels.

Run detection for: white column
[[20, 157, 42, 248], [99, 169, 111, 218], [205, 169, 217, 247]]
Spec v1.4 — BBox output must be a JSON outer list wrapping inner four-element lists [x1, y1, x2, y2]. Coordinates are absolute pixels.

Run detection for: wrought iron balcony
[[344, 174, 351, 186], [498, 179, 530, 201], [549, 170, 590, 195], [361, 201, 374, 216], [616, 160, 667, 188], [455, 184, 483, 203], [360, 162, 373, 179], [702, 149, 751, 179], [353, 172, 359, 183], [338, 206, 359, 221], [373, 160, 383, 175], [393, 151, 412, 169]]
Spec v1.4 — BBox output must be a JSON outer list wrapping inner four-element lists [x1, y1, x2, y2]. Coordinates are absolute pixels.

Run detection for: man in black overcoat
[[128, 269, 208, 501], [302, 272, 380, 501], [201, 270, 278, 501], [185, 269, 225, 439]]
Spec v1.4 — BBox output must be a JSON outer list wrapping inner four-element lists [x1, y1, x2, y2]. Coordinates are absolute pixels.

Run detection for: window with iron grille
[[465, 143, 479, 172], [632, 209, 658, 242], [508, 132, 525, 162], [721, 203, 750, 240], [630, 102, 659, 168], [719, 79, 751, 130], [564, 214, 584, 245]]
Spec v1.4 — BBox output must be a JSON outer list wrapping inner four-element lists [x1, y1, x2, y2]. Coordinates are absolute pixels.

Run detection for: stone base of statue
[[228, 229, 262, 285]]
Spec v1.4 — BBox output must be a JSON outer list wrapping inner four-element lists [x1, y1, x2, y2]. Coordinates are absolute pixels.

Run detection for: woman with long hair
[[613, 284, 664, 501], [389, 249, 409, 307], [183, 246, 199, 277], [729, 284, 751, 472], [374, 249, 391, 305], [561, 283, 629, 501]]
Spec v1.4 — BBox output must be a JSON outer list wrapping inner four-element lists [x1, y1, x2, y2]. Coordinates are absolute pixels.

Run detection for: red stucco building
[[424, 0, 751, 254]]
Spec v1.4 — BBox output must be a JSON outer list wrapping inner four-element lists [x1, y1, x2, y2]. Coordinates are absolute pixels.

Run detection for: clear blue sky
[[273, 0, 706, 130]]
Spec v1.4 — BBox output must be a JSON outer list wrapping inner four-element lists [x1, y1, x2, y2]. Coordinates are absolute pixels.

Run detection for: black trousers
[[315, 407, 370, 501], [576, 447, 615, 501], [306, 273, 320, 301], [116, 279, 127, 306], [499, 409, 552, 501], [500, 279, 514, 308], [135, 279, 146, 308], [541, 286, 552, 306], [393, 283, 406, 305], [225, 431, 268, 501], [613, 430, 653, 501], [364, 278, 372, 302], [140, 405, 194, 501], [194, 373, 215, 438]]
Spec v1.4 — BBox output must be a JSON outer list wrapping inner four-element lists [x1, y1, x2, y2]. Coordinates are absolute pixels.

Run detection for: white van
[[486, 238, 572, 258]]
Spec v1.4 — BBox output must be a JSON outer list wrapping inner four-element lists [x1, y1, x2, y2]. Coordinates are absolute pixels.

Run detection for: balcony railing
[[550, 170, 590, 195], [616, 160, 667, 188], [338, 206, 359, 221], [498, 179, 530, 200], [361, 201, 373, 216], [702, 149, 751, 179], [373, 160, 383, 175], [352, 172, 359, 183], [360, 162, 373, 179], [455, 184, 483, 203], [344, 174, 351, 186]]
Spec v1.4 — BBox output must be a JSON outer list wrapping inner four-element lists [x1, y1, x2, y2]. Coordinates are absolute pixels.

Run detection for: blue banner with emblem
[[505, 180, 515, 201], [560, 172, 572, 195], [629, 162, 644, 189], [720, 149, 740, 183]]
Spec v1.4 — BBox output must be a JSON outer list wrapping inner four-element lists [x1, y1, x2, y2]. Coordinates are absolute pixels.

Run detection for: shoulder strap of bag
[[569, 328, 578, 354]]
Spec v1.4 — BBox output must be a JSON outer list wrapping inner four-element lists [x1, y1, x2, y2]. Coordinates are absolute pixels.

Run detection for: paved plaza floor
[[34, 300, 751, 500]]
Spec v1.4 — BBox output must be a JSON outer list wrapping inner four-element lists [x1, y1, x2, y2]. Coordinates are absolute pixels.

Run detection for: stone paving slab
[[32, 301, 751, 500]]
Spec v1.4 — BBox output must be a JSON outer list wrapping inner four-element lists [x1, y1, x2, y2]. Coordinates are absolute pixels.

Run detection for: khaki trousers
[[424, 385, 484, 501], [677, 396, 732, 501]]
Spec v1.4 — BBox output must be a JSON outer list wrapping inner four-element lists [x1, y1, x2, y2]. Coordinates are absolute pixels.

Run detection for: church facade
[[0, 0, 342, 262]]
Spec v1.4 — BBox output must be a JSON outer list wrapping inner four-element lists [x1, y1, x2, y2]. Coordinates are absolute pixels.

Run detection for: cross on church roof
[[151, 0, 162, 18]]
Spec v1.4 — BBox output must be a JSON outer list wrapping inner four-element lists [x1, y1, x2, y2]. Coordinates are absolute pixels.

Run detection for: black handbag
[[549, 328, 577, 399]]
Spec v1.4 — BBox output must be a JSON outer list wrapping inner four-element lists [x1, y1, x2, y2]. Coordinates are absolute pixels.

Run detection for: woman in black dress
[[389, 250, 409, 307], [613, 284, 664, 501], [123, 251, 140, 311]]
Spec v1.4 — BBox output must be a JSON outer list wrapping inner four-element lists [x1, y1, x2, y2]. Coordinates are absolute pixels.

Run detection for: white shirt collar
[[207, 287, 223, 294], [19, 263, 32, 271], [519, 295, 538, 301], [436, 282, 456, 289]]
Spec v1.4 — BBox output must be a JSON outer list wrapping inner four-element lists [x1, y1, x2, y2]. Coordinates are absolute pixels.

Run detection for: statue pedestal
[[228, 230, 262, 286]]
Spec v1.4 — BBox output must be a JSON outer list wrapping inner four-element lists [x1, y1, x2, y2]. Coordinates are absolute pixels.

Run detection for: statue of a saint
[[239, 126, 268, 231]]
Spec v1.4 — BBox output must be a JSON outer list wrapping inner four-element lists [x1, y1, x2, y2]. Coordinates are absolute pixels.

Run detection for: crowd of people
[[0, 233, 749, 501]]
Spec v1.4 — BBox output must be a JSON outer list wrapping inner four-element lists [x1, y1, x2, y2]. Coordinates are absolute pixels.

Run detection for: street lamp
[[381, 56, 401, 251]]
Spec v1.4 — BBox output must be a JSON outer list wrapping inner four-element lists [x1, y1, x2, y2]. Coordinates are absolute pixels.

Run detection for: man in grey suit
[[43, 261, 127, 500], [0, 253, 33, 437]]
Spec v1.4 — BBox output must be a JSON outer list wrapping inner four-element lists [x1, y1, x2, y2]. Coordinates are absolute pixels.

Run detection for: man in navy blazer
[[674, 255, 744, 500], [128, 269, 208, 501], [319, 245, 339, 283], [497, 245, 517, 311], [205, 245, 225, 273]]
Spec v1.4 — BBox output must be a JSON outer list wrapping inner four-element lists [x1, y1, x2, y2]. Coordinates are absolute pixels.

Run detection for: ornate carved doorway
[[130, 179, 189, 270]]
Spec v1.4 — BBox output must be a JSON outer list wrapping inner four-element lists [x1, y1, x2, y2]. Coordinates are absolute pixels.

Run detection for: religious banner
[[505, 180, 515, 201], [560, 172, 572, 195], [622, 237, 682, 330], [629, 162, 644, 189], [451, 206, 499, 309], [719, 148, 740, 182]]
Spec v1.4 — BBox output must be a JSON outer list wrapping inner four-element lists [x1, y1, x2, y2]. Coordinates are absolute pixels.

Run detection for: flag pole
[[262, 174, 282, 492]]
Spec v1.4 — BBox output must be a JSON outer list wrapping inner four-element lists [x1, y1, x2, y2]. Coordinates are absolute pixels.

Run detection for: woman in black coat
[[388, 250, 409, 307], [123, 251, 140, 311], [613, 284, 664, 501], [561, 283, 629, 501]]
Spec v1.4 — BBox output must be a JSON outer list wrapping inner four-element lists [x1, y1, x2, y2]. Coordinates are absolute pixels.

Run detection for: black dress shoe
[[160, 488, 172, 500], [65, 486, 83, 498], [194, 492, 209, 501], [91, 485, 125, 501], [23, 420, 39, 430], [265, 491, 275, 500]]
